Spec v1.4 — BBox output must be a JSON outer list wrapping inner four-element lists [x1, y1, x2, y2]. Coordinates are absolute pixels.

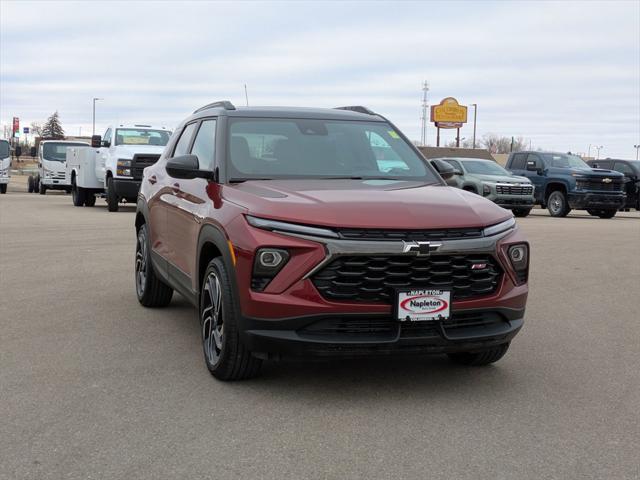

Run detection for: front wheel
[[39, 179, 46, 195], [106, 177, 119, 212], [201, 258, 262, 381], [0, 184, 6, 194], [135, 224, 173, 307], [547, 190, 570, 217], [512, 207, 532, 218], [447, 343, 510, 366], [587, 208, 617, 219], [27, 176, 34, 193], [33, 176, 40, 193]]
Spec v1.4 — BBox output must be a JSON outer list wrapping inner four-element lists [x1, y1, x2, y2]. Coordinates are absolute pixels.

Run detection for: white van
[[29, 140, 89, 194], [0, 139, 10, 194]]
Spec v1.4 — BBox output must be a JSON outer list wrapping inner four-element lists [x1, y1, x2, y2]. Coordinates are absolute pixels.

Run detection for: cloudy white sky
[[1, 0, 639, 158]]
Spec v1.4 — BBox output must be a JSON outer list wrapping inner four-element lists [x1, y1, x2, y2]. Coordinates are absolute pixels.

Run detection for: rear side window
[[190, 120, 216, 170], [510, 153, 527, 169], [613, 162, 634, 175], [173, 123, 198, 157]]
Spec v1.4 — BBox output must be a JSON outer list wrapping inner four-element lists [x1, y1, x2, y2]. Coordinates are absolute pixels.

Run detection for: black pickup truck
[[587, 159, 640, 211]]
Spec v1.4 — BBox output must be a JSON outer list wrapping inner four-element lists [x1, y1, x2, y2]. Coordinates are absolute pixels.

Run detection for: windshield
[[227, 118, 437, 182], [42, 142, 88, 162], [460, 160, 510, 176], [115, 129, 170, 146], [544, 153, 590, 170], [0, 141, 9, 159]]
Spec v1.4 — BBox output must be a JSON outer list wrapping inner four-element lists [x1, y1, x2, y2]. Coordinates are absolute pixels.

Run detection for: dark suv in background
[[135, 101, 529, 380], [587, 159, 639, 211], [506, 151, 625, 218]]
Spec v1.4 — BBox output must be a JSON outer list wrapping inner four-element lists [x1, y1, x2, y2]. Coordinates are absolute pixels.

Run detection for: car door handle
[[148, 175, 157, 185]]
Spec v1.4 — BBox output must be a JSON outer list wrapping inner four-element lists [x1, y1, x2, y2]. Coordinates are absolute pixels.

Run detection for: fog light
[[252, 248, 290, 291], [483, 184, 491, 196], [507, 243, 529, 283], [259, 250, 284, 268]]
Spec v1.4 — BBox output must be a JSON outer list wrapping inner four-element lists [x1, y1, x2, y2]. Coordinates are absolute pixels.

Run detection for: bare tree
[[481, 134, 531, 154], [445, 138, 474, 149], [30, 121, 43, 138]]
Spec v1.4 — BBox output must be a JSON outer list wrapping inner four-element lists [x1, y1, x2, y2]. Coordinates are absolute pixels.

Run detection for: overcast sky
[[1, 0, 639, 158]]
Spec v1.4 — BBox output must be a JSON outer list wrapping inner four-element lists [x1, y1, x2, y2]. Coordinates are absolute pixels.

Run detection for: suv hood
[[112, 145, 165, 159], [471, 173, 531, 184], [225, 179, 512, 229]]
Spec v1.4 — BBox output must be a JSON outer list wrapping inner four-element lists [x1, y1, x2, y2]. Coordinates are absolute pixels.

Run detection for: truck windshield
[[115, 129, 170, 146], [227, 118, 437, 182], [460, 160, 509, 176], [543, 153, 590, 170], [0, 141, 9, 159], [42, 143, 89, 162]]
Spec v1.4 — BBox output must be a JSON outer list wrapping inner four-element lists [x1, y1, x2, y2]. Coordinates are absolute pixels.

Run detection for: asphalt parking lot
[[1, 187, 639, 480]]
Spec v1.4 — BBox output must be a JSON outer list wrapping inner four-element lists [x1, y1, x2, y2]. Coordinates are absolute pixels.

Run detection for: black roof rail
[[334, 105, 376, 115], [194, 101, 236, 114]]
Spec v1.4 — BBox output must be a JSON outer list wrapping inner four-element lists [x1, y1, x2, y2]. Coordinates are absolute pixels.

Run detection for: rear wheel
[[547, 190, 570, 217], [135, 224, 173, 307], [39, 179, 46, 195], [201, 258, 262, 380], [512, 207, 532, 217], [33, 176, 40, 193], [587, 208, 617, 219], [71, 179, 86, 207], [106, 177, 119, 212], [0, 184, 6, 194], [447, 343, 510, 366], [84, 195, 96, 207], [27, 176, 34, 193]]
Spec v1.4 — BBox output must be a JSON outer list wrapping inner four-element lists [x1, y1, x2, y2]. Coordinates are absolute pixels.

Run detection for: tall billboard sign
[[430, 98, 468, 146], [12, 117, 20, 137]]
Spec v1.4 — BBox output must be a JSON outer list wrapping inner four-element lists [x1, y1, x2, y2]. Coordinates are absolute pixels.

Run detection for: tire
[[200, 257, 262, 381], [546, 190, 570, 217], [71, 179, 86, 207], [0, 184, 6, 194], [84, 195, 96, 207], [33, 176, 40, 193], [587, 208, 617, 219], [135, 224, 173, 307], [447, 343, 510, 366], [39, 179, 46, 195], [512, 207, 532, 218], [106, 177, 119, 212], [27, 176, 34, 193]]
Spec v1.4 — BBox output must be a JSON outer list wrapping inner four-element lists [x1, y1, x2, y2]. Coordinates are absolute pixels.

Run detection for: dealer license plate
[[396, 289, 451, 322]]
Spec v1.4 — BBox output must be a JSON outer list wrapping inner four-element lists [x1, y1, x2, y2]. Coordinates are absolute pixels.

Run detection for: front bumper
[[112, 178, 142, 201], [42, 177, 70, 189], [241, 308, 524, 359], [0, 176, 9, 184], [491, 195, 535, 208], [568, 192, 626, 209]]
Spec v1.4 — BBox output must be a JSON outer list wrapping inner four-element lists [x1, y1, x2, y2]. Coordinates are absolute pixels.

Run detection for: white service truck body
[[32, 140, 89, 194], [66, 124, 170, 210], [0, 140, 10, 194]]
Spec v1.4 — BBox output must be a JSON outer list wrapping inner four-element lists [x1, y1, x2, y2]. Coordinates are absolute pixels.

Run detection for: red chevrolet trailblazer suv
[[135, 101, 529, 380]]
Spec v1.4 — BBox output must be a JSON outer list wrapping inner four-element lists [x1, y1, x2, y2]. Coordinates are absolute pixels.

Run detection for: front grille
[[576, 178, 623, 192], [336, 227, 483, 241], [495, 184, 533, 195], [312, 254, 501, 303], [131, 154, 161, 180]]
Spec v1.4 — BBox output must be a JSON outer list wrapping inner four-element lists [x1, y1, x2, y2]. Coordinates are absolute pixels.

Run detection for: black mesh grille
[[576, 178, 624, 192], [131, 154, 161, 180], [312, 254, 501, 303], [336, 227, 483, 242], [495, 184, 534, 195]]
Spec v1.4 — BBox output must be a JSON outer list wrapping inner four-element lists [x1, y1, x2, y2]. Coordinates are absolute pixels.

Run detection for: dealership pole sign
[[430, 97, 468, 147], [12, 117, 20, 138]]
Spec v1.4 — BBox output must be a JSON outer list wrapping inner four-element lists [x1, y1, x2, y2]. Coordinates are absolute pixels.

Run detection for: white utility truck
[[0, 139, 10, 194], [66, 124, 171, 210], [29, 140, 89, 194]]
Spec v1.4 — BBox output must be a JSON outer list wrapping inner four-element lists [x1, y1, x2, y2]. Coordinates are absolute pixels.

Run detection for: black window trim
[[189, 117, 218, 171], [171, 121, 201, 158]]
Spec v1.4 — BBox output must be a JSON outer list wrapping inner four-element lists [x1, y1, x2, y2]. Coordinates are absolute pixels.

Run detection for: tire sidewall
[[136, 225, 151, 301], [547, 191, 567, 217]]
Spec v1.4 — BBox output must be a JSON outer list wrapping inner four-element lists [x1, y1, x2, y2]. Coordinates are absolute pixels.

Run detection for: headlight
[[117, 159, 132, 167], [482, 183, 492, 196], [246, 215, 340, 239], [483, 217, 516, 237], [117, 159, 132, 177], [251, 248, 290, 291], [44, 171, 52, 178], [507, 243, 529, 284], [117, 168, 132, 176]]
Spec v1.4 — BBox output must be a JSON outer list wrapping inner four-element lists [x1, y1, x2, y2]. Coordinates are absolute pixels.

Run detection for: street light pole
[[471, 103, 477, 149], [92, 98, 103, 137], [595, 145, 603, 159], [588, 144, 592, 158], [634, 144, 640, 161]]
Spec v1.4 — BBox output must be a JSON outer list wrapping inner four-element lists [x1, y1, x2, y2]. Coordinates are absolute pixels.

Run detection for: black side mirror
[[430, 159, 456, 180], [91, 135, 102, 148], [166, 154, 215, 180], [591, 163, 599, 168]]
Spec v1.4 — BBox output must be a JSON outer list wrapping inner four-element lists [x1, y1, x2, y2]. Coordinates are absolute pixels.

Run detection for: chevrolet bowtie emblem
[[403, 241, 442, 256], [602, 178, 612, 183]]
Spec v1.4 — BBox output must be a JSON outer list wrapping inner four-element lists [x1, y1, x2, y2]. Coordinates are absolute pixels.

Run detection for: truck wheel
[[84, 195, 96, 207], [587, 209, 617, 219], [106, 177, 119, 212], [512, 208, 532, 218], [0, 184, 6, 194], [27, 176, 34, 193], [201, 257, 262, 381], [39, 179, 47, 195], [135, 224, 173, 307], [71, 180, 86, 207], [546, 190, 570, 217], [447, 343, 510, 366], [33, 176, 40, 194]]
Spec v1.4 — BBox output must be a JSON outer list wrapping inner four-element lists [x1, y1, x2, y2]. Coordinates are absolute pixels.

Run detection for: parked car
[[587, 159, 639, 211], [0, 139, 10, 194], [431, 157, 535, 217], [506, 151, 625, 218], [135, 102, 529, 380], [66, 124, 171, 210], [28, 140, 89, 194]]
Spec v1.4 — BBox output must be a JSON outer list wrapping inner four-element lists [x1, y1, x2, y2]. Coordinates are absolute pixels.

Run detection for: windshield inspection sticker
[[388, 130, 400, 139], [397, 289, 451, 322]]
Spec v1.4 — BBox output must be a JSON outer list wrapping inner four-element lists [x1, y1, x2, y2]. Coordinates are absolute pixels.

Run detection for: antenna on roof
[[244, 84, 249, 106]]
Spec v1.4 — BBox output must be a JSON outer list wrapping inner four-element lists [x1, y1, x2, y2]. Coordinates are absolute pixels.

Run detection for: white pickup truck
[[0, 139, 10, 194], [66, 124, 171, 210], [29, 140, 89, 194]]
